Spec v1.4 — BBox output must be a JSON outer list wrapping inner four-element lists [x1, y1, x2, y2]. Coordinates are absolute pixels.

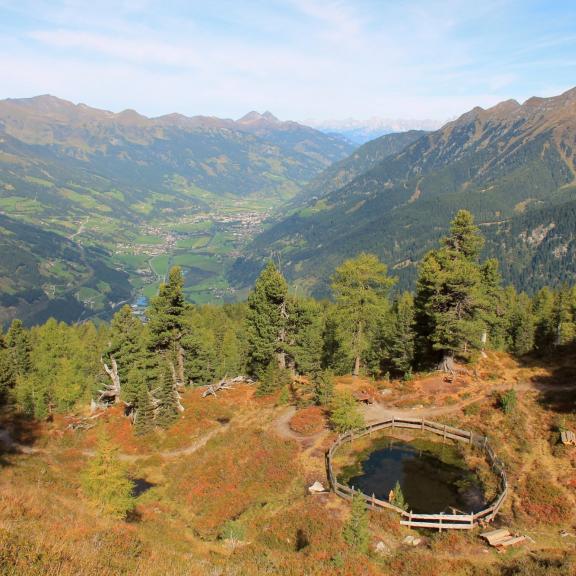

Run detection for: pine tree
[[533, 287, 556, 352], [329, 391, 364, 432], [342, 493, 370, 553], [256, 361, 291, 397], [480, 259, 507, 350], [331, 253, 395, 376], [415, 210, 490, 368], [105, 305, 145, 405], [247, 262, 289, 374], [134, 380, 154, 436], [6, 319, 31, 376], [389, 292, 416, 376], [312, 369, 335, 406], [154, 363, 180, 428], [147, 266, 188, 386], [289, 298, 324, 376], [507, 291, 535, 356], [81, 430, 135, 519], [391, 480, 408, 510], [555, 285, 575, 346], [0, 330, 14, 403]]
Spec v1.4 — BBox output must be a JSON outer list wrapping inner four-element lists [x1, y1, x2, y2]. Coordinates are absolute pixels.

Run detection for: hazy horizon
[[0, 1, 575, 123]]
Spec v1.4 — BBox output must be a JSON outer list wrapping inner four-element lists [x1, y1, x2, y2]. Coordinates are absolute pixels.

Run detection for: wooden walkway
[[325, 416, 508, 530]]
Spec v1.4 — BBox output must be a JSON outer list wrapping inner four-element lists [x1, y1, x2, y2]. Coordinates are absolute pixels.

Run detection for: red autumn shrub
[[289, 407, 326, 436], [170, 428, 300, 539], [520, 471, 572, 524]]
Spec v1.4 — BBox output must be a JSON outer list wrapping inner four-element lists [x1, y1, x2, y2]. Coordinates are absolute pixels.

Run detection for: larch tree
[[246, 262, 289, 374], [81, 430, 135, 519], [331, 253, 395, 376]]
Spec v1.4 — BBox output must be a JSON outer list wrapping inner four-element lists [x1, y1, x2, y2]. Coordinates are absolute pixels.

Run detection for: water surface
[[339, 436, 486, 514]]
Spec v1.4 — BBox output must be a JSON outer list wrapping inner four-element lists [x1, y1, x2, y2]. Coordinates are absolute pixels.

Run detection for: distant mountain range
[[232, 87, 576, 296], [0, 95, 353, 324], [305, 117, 444, 144]]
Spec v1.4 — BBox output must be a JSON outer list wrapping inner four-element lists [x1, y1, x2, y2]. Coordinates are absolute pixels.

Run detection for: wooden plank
[[407, 513, 473, 521], [498, 536, 527, 548], [481, 528, 510, 545], [401, 521, 473, 530]]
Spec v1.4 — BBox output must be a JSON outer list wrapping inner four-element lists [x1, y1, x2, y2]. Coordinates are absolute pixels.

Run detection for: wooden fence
[[325, 417, 508, 530]]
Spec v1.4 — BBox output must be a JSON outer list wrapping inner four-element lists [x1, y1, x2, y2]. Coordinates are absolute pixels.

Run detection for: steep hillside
[[0, 214, 131, 326], [291, 129, 427, 206], [232, 87, 576, 295], [0, 96, 352, 322]]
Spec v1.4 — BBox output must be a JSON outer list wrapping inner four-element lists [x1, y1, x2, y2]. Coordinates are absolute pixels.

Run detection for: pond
[[338, 435, 486, 514]]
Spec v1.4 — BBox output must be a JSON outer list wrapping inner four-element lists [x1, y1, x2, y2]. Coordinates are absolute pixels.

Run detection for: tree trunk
[[437, 353, 455, 374], [277, 351, 286, 370], [353, 355, 361, 377], [102, 357, 121, 403], [176, 345, 185, 387]]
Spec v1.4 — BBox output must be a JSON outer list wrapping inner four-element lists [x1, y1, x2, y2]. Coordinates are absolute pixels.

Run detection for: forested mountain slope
[[0, 96, 352, 224], [231, 87, 576, 295], [0, 96, 352, 324]]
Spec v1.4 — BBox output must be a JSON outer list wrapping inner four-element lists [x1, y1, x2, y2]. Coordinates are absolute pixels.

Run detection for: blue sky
[[0, 0, 574, 121]]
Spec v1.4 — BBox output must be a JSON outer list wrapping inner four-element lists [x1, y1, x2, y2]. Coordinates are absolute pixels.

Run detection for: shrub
[[220, 519, 246, 542], [329, 392, 364, 433], [289, 406, 326, 435], [520, 471, 572, 524], [497, 389, 517, 414], [342, 494, 370, 554]]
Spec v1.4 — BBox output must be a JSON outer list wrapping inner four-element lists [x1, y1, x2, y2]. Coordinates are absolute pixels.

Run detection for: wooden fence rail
[[325, 416, 508, 531]]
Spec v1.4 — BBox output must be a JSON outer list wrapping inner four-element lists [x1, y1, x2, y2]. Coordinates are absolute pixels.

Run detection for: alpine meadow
[[1, 2, 576, 576]]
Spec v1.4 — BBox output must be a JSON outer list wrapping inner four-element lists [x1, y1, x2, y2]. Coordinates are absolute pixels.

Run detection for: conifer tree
[[313, 369, 335, 406], [391, 480, 408, 511], [329, 391, 364, 432], [105, 305, 145, 405], [555, 285, 575, 346], [255, 361, 291, 396], [414, 210, 489, 368], [81, 430, 135, 519], [0, 330, 14, 403], [247, 262, 289, 374], [389, 292, 416, 376], [507, 291, 535, 356], [6, 319, 31, 376], [342, 493, 370, 553], [480, 259, 507, 350], [147, 267, 188, 385], [331, 253, 395, 376], [154, 363, 180, 428], [533, 287, 556, 352], [289, 298, 324, 376], [134, 380, 154, 436]]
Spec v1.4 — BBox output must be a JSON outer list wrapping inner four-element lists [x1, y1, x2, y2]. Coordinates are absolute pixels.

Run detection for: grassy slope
[[1, 348, 576, 575]]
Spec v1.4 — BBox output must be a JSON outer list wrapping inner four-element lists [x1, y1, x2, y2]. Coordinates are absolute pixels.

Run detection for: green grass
[[176, 236, 211, 249], [143, 281, 162, 299], [172, 253, 221, 271], [134, 234, 164, 245], [151, 255, 170, 277]]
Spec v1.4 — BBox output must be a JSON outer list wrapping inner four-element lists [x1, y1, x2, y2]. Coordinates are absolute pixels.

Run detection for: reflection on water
[[340, 436, 486, 514]]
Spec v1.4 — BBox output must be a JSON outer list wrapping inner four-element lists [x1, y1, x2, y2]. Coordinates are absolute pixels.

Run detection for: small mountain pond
[[337, 435, 486, 514]]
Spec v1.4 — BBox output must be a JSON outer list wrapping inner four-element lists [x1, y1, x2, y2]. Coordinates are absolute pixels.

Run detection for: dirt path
[[0, 421, 230, 461], [272, 407, 327, 443], [273, 376, 576, 441]]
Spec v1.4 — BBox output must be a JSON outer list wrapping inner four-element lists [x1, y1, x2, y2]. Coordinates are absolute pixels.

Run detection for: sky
[[0, 0, 574, 122]]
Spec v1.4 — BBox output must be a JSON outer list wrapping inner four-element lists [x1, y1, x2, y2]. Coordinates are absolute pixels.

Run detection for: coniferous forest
[[2, 211, 574, 425]]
